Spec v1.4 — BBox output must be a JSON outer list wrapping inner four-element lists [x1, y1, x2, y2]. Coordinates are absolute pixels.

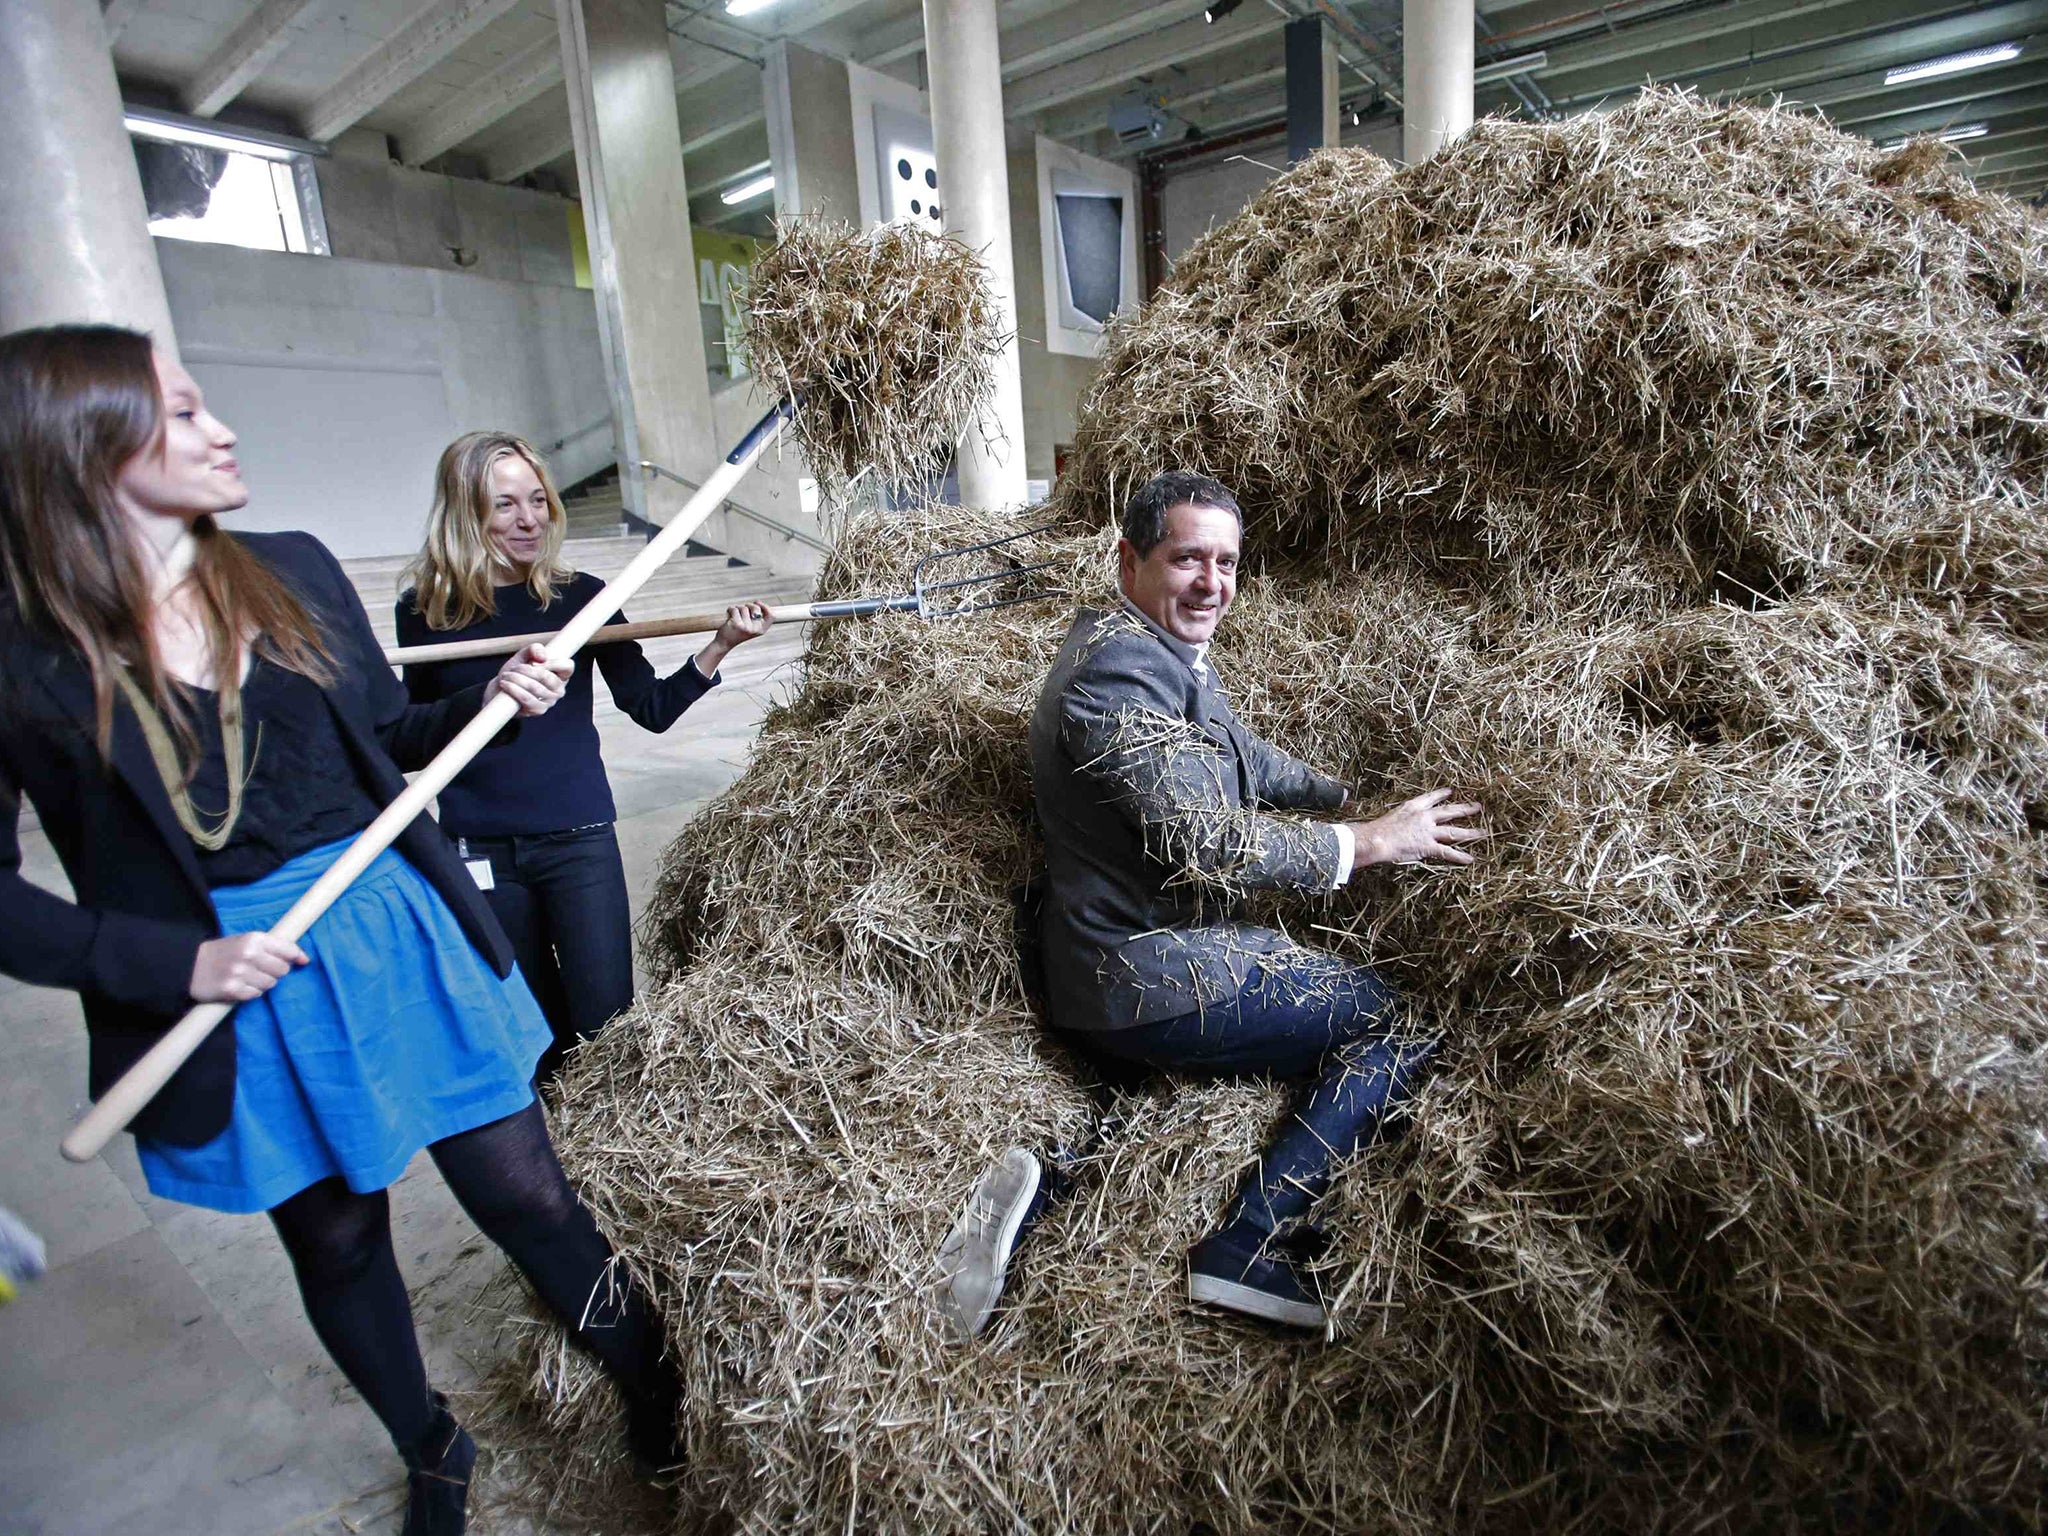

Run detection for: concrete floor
[[0, 559, 808, 1536]]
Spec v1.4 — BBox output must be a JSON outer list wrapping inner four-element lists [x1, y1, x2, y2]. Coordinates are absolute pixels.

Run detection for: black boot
[[624, 1380, 686, 1484], [401, 1391, 477, 1536]]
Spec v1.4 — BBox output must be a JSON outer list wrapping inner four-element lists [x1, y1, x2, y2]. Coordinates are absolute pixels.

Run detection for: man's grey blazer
[[1029, 603, 1347, 1033]]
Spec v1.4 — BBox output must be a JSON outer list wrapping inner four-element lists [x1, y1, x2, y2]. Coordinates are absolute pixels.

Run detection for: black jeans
[[459, 824, 634, 1083], [1075, 949, 1434, 1238]]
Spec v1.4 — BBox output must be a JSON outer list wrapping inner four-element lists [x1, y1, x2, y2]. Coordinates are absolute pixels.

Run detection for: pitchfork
[[382, 520, 1063, 668]]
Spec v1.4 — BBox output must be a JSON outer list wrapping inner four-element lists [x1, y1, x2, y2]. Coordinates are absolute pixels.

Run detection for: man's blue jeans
[[1075, 950, 1433, 1237]]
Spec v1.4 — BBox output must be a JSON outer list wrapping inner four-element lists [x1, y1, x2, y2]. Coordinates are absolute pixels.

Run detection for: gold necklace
[[114, 663, 256, 852]]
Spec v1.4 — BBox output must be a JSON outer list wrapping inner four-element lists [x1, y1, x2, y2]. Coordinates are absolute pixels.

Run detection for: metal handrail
[[638, 459, 833, 555], [542, 416, 613, 455]]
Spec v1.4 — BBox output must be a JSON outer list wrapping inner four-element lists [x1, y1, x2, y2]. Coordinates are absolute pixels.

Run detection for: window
[[127, 111, 330, 257]]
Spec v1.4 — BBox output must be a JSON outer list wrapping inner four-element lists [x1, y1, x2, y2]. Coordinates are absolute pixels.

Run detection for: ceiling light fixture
[[1473, 50, 1547, 87], [724, 0, 779, 15], [1204, 0, 1241, 24], [122, 105, 323, 162], [720, 172, 775, 205], [1881, 121, 1991, 150], [1885, 42, 2020, 86]]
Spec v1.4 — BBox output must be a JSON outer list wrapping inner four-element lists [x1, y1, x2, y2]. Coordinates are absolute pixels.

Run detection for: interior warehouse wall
[[153, 151, 611, 562], [1158, 122, 1401, 269], [1008, 128, 1103, 488]]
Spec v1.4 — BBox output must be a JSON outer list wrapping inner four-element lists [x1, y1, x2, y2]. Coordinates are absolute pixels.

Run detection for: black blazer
[[0, 530, 516, 1147]]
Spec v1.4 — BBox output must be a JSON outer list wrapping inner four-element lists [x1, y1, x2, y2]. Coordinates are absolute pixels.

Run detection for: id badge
[[465, 858, 496, 891]]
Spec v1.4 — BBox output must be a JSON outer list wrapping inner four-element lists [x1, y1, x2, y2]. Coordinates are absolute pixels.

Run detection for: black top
[[185, 657, 384, 888], [0, 530, 518, 1147], [396, 572, 717, 838]]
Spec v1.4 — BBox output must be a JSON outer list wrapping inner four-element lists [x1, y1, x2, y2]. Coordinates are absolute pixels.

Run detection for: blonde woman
[[398, 432, 771, 1082]]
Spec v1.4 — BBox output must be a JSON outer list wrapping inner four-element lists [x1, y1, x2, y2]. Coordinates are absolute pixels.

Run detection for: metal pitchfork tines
[[812, 523, 1063, 621]]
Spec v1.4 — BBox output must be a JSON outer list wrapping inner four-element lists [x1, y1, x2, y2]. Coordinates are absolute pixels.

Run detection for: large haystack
[[484, 92, 2048, 1532]]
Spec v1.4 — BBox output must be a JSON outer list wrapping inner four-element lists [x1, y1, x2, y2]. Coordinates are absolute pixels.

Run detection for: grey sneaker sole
[[1187, 1269, 1328, 1330], [935, 1148, 1041, 1342]]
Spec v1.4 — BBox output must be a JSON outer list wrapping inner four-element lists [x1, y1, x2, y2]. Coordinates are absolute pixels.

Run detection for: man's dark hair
[[1121, 471, 1242, 555]]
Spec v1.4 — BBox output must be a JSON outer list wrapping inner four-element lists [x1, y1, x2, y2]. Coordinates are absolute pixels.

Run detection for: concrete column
[[1285, 16, 1341, 165], [0, 0, 176, 345], [1402, 0, 1473, 165], [556, 0, 715, 527], [762, 41, 862, 224], [921, 0, 1028, 509]]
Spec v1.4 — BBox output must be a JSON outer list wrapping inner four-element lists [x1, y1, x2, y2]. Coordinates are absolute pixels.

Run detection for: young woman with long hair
[[397, 432, 771, 1082], [0, 326, 685, 1533]]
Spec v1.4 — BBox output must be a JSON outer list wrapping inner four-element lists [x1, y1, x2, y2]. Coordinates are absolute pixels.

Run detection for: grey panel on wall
[[1054, 192, 1125, 325], [186, 358, 456, 560]]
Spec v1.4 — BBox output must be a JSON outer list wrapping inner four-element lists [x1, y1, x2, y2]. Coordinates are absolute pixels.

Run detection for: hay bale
[[743, 218, 1007, 495], [486, 92, 2048, 1532]]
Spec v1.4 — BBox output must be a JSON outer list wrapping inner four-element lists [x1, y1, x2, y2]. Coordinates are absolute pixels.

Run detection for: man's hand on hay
[[1349, 789, 1486, 867]]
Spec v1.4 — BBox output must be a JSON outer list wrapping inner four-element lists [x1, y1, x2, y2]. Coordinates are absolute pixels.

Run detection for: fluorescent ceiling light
[[1881, 121, 1991, 150], [724, 0, 778, 14], [1885, 42, 2021, 86], [720, 173, 775, 205], [122, 105, 322, 161], [1474, 50, 1547, 87]]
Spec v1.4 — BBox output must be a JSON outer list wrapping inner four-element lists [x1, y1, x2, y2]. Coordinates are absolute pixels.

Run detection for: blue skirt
[[137, 837, 553, 1214]]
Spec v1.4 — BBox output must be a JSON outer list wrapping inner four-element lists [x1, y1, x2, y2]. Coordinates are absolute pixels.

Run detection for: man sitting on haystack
[[939, 471, 1482, 1336]]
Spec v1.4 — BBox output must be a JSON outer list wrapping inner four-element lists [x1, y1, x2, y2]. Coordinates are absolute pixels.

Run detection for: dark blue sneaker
[[1186, 1227, 1328, 1330], [936, 1148, 1043, 1342]]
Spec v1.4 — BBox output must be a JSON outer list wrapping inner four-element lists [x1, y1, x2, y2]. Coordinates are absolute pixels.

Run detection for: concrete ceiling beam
[[673, 0, 900, 52], [1844, 76, 2048, 137], [1748, 9, 2048, 108], [101, 0, 146, 46], [481, 86, 577, 180], [687, 134, 773, 191], [682, 107, 765, 155], [1514, 0, 1874, 83], [1965, 138, 2048, 173], [1968, 106, 2048, 143], [485, 48, 761, 181], [1032, 36, 1285, 138], [184, 0, 329, 117], [395, 30, 561, 164], [1542, 0, 2048, 110], [1469, 0, 1701, 53], [304, 0, 525, 143], [1830, 65, 2048, 131], [1006, 4, 1284, 118], [859, 0, 1198, 78]]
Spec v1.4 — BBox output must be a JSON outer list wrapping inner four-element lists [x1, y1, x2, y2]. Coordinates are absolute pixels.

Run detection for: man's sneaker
[[1186, 1227, 1328, 1331], [935, 1147, 1042, 1343]]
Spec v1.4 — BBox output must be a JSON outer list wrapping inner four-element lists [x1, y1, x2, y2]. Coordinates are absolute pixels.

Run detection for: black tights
[[267, 1100, 676, 1454]]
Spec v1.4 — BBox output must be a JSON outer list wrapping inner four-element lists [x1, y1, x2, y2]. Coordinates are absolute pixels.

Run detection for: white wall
[[157, 234, 611, 559], [314, 150, 578, 287]]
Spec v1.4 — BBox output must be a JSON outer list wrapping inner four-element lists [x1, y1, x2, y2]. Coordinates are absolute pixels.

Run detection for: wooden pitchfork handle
[[381, 592, 921, 667], [59, 401, 796, 1163]]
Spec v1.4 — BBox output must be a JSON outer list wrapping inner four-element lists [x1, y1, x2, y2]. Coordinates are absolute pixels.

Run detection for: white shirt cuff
[[1329, 823, 1355, 887]]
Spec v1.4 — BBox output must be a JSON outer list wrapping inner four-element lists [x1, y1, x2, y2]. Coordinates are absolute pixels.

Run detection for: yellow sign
[[565, 207, 764, 377]]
